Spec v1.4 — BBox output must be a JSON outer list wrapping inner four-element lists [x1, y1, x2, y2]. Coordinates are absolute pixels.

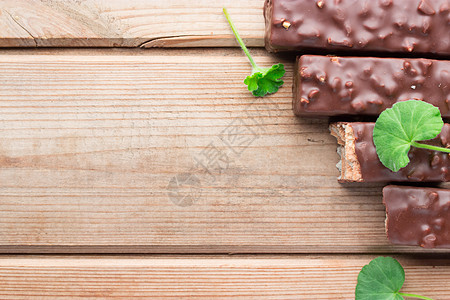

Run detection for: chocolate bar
[[383, 185, 450, 248], [264, 0, 450, 55], [294, 55, 450, 117], [330, 122, 450, 182]]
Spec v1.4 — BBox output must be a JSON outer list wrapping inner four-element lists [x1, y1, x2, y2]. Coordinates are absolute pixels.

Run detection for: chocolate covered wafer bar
[[264, 0, 450, 55], [330, 122, 450, 182], [383, 185, 450, 249], [294, 55, 450, 117]]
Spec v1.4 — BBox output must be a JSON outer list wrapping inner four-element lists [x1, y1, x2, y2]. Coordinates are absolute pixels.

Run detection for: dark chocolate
[[264, 0, 450, 55], [383, 185, 450, 249], [352, 123, 450, 182], [293, 55, 450, 117]]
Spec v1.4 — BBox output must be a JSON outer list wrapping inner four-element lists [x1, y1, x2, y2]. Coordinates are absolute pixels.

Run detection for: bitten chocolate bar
[[264, 0, 450, 55], [330, 122, 450, 182], [383, 185, 450, 249], [294, 55, 450, 117]]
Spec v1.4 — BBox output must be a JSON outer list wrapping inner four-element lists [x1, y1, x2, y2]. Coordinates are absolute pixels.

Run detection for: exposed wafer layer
[[330, 122, 450, 182]]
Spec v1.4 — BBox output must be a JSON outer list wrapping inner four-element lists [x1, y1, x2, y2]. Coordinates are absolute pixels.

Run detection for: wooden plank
[[0, 255, 449, 299], [0, 48, 449, 254], [0, 6, 36, 47], [0, 0, 265, 47]]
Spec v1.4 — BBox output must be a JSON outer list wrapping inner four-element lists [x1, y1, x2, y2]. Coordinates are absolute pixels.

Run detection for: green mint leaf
[[373, 100, 443, 172], [244, 64, 285, 97], [356, 257, 405, 300], [223, 8, 285, 97], [356, 257, 434, 300]]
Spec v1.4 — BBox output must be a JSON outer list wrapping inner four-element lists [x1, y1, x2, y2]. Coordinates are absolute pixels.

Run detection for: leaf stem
[[411, 141, 450, 153], [223, 7, 258, 70], [398, 292, 434, 300]]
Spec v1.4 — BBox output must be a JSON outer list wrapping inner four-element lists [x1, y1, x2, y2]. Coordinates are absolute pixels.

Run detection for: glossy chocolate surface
[[264, 0, 450, 54], [351, 123, 450, 182], [383, 185, 450, 248], [293, 55, 450, 117]]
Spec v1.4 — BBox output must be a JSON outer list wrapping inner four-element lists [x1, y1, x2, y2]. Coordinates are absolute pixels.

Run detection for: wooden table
[[0, 1, 449, 298]]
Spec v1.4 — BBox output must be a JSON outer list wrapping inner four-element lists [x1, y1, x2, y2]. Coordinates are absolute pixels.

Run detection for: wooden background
[[0, 1, 449, 299]]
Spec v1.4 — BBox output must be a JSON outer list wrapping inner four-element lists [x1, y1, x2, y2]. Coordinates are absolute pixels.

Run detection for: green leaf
[[223, 8, 285, 97], [356, 257, 405, 300], [244, 64, 285, 97], [373, 100, 443, 172]]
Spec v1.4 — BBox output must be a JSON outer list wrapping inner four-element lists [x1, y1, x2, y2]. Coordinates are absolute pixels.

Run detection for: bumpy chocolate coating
[[352, 123, 450, 182], [264, 0, 450, 54], [293, 55, 450, 117], [383, 185, 450, 248]]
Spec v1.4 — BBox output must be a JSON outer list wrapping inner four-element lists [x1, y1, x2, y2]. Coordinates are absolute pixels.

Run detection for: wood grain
[[0, 48, 449, 254], [0, 0, 265, 47], [0, 255, 449, 299]]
